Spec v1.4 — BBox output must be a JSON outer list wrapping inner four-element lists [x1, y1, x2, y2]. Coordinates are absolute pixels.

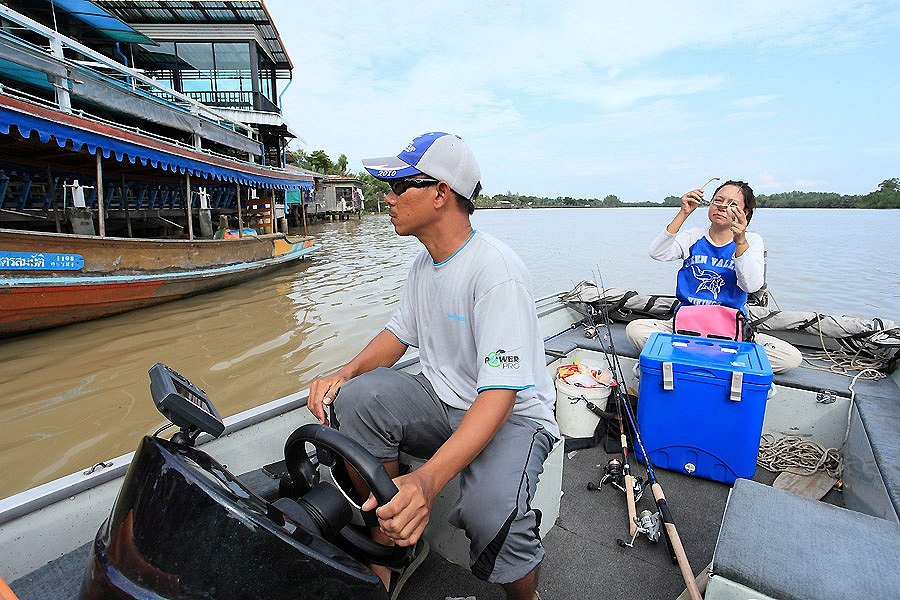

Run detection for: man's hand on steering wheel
[[284, 424, 412, 566], [361, 469, 437, 547]]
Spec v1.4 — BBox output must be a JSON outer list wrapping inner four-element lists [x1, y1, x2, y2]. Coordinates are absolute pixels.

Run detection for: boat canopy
[[0, 105, 312, 190]]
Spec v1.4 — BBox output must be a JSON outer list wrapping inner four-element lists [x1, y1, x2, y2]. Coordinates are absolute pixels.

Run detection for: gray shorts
[[332, 367, 554, 584]]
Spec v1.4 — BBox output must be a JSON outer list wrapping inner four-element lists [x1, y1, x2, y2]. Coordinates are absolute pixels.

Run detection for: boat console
[[80, 364, 403, 599]]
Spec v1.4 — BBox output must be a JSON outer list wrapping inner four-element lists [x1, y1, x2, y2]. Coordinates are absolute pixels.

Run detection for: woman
[[625, 180, 801, 373]]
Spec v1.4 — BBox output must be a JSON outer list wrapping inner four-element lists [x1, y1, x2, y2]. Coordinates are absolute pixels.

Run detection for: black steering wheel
[[283, 424, 411, 567]]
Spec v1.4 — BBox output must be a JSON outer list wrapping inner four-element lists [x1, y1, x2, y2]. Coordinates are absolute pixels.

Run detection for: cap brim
[[361, 156, 421, 180]]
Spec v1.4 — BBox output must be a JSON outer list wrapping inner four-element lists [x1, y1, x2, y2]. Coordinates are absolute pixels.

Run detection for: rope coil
[[757, 368, 884, 479], [757, 434, 843, 479], [801, 313, 897, 378]]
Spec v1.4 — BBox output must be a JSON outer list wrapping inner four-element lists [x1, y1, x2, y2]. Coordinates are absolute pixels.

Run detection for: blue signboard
[[0, 251, 85, 271]]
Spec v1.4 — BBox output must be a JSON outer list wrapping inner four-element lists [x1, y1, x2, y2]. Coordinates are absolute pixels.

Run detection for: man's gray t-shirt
[[385, 230, 559, 437]]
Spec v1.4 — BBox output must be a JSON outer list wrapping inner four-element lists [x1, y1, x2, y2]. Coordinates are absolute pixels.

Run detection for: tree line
[[485, 178, 900, 209], [287, 150, 899, 210]]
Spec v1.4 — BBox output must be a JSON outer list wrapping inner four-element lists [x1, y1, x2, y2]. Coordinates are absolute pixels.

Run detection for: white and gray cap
[[361, 132, 481, 200]]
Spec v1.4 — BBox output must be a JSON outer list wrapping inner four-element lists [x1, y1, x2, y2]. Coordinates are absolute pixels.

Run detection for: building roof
[[96, 0, 292, 70], [323, 175, 363, 186]]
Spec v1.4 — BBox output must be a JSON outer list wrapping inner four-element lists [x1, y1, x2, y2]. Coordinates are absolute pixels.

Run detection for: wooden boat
[[1, 289, 898, 599], [0, 228, 319, 338]]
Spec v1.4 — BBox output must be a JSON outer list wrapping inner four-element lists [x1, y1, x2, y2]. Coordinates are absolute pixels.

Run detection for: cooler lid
[[640, 332, 773, 383]]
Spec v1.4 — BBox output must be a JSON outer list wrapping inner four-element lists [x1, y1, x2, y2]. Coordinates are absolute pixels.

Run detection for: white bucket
[[554, 377, 612, 438]]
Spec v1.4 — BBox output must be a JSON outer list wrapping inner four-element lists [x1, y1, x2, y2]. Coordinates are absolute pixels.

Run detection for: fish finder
[[149, 363, 225, 444]]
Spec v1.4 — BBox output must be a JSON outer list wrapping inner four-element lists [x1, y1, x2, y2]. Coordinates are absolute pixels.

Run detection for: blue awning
[[0, 106, 312, 190], [49, 0, 156, 45]]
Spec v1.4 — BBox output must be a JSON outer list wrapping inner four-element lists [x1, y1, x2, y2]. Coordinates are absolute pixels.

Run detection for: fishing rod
[[588, 274, 703, 600], [618, 372, 703, 600], [584, 302, 641, 537], [584, 302, 644, 541], [583, 276, 671, 554]]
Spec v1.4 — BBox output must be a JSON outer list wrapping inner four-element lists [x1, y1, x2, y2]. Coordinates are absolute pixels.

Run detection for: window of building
[[177, 42, 214, 94]]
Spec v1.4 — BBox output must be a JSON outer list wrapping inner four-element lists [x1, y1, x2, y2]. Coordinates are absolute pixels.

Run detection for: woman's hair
[[714, 180, 756, 223]]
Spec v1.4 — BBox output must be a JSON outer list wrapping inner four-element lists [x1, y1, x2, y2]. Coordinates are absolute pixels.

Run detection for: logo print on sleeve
[[484, 349, 521, 369]]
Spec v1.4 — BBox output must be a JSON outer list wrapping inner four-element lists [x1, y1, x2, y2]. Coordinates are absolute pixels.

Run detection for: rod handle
[[652, 484, 702, 600], [624, 474, 638, 537]]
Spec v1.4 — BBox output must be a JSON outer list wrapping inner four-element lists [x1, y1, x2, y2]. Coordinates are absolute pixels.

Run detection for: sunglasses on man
[[388, 177, 440, 196]]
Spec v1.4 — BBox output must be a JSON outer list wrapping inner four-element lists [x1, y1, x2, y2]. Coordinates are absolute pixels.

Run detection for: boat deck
[[10, 320, 888, 600], [11, 445, 795, 600]]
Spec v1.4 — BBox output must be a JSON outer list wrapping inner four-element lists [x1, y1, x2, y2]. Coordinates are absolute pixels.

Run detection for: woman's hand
[[727, 204, 749, 244], [680, 188, 704, 216]]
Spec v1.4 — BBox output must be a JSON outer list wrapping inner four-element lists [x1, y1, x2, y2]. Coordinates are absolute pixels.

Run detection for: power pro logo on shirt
[[484, 349, 520, 369]]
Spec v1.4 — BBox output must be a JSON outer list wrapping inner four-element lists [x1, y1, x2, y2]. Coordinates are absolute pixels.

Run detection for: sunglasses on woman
[[388, 177, 440, 196]]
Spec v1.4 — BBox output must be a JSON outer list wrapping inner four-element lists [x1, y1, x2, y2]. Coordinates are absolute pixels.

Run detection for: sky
[[264, 1, 900, 201]]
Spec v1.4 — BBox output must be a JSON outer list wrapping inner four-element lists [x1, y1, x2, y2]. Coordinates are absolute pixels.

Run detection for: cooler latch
[[730, 371, 743, 402], [663, 362, 674, 391]]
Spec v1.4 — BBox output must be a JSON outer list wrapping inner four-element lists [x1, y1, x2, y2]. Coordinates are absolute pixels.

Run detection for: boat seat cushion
[[847, 374, 900, 520], [713, 478, 900, 600]]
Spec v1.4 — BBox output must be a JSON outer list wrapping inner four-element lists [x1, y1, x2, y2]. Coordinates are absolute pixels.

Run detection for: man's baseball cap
[[362, 132, 481, 200]]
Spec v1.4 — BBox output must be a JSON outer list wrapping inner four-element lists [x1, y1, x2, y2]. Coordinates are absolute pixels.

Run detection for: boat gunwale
[[0, 352, 420, 527], [0, 228, 314, 247], [0, 243, 321, 285]]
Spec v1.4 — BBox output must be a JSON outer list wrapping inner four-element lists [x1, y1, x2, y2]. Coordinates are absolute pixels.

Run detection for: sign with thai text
[[0, 251, 85, 271]]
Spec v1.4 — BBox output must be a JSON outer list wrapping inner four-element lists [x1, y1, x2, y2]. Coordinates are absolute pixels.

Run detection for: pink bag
[[673, 305, 751, 341]]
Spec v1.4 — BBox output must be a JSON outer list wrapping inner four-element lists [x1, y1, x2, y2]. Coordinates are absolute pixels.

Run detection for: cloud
[[725, 111, 778, 122], [753, 171, 786, 192], [733, 95, 779, 108], [269, 0, 900, 197], [793, 179, 827, 190]]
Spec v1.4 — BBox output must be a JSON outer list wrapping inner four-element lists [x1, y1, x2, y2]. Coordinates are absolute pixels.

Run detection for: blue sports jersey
[[675, 235, 747, 309]]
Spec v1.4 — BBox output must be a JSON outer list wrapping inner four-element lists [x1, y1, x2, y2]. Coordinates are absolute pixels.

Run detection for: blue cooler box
[[636, 332, 773, 484]]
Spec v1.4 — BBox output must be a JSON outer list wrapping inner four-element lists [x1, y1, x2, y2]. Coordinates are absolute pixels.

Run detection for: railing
[[0, 4, 260, 142], [183, 91, 280, 113]]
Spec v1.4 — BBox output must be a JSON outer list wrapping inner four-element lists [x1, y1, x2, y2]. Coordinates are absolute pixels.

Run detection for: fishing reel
[[621, 473, 645, 503], [587, 457, 623, 491], [617, 509, 662, 548], [586, 458, 645, 502], [572, 317, 596, 339], [574, 316, 607, 341]]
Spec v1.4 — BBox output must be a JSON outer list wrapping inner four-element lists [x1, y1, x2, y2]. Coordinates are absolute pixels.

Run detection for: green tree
[[307, 150, 333, 174], [334, 154, 349, 175], [662, 195, 681, 206], [356, 171, 390, 211], [878, 178, 899, 193], [285, 148, 308, 166], [602, 194, 621, 207]]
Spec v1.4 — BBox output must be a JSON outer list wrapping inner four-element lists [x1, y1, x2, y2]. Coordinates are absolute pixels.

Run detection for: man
[[307, 132, 558, 600]]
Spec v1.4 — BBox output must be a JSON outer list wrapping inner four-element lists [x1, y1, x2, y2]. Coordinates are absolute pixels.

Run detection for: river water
[[1, 208, 898, 498]]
